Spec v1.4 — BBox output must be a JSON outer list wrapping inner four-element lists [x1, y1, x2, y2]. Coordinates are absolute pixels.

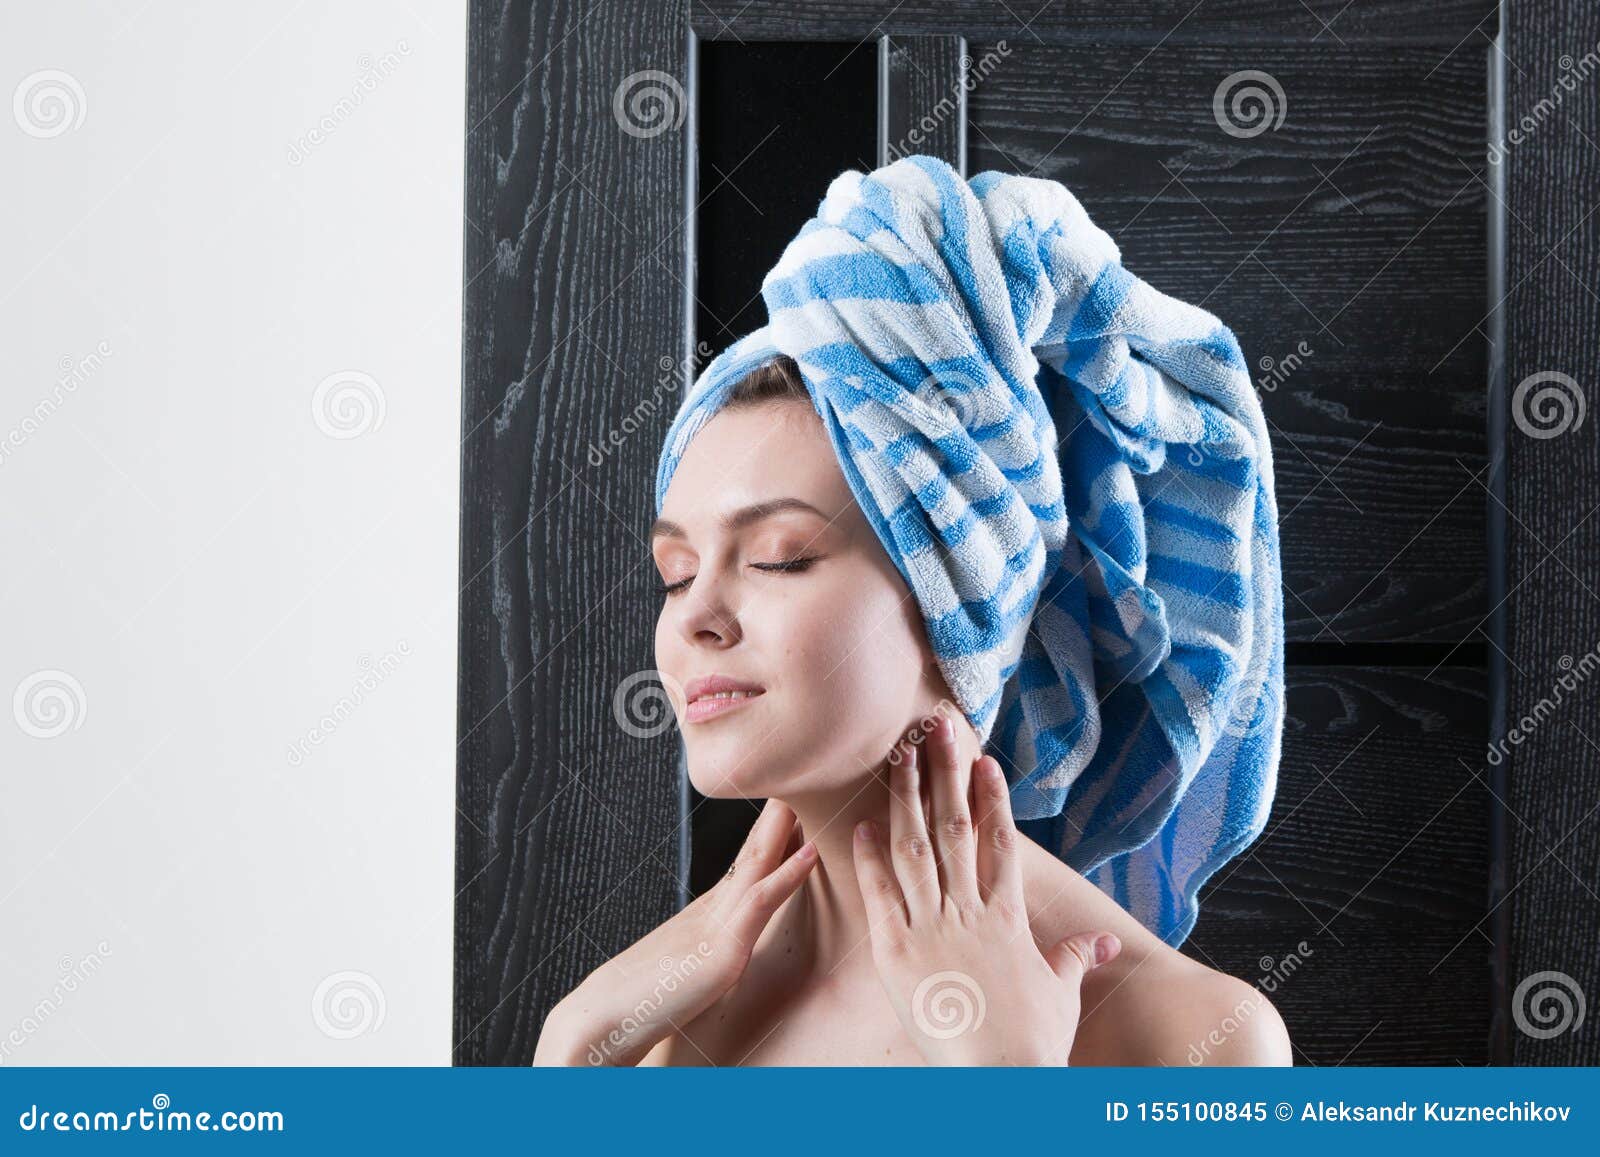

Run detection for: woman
[[535, 359, 1289, 1066], [536, 157, 1290, 1065]]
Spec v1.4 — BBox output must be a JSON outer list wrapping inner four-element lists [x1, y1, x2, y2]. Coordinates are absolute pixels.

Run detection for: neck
[[771, 719, 987, 980]]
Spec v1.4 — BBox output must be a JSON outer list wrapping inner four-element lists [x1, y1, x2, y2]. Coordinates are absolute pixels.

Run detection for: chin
[[684, 747, 780, 800]]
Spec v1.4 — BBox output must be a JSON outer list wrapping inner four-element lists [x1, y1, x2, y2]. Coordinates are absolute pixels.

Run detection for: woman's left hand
[[852, 713, 1121, 1066]]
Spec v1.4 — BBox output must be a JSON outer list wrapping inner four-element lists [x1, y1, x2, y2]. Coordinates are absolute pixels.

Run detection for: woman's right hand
[[532, 797, 818, 1066]]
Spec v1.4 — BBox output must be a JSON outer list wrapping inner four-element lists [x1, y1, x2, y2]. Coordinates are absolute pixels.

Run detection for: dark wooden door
[[457, 0, 1600, 1066]]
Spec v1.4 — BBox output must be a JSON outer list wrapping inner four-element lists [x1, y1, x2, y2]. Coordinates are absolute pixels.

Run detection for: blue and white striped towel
[[655, 155, 1284, 946]]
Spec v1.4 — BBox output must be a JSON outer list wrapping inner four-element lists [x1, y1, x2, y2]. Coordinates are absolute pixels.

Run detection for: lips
[[682, 674, 766, 724]]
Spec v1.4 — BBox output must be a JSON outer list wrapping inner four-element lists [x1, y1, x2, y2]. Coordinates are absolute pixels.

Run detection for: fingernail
[[1093, 933, 1119, 966], [904, 743, 917, 770], [797, 840, 817, 860], [940, 714, 955, 741], [855, 820, 875, 842]]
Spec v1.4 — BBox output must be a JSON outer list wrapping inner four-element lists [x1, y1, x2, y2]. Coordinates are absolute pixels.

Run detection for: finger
[[852, 818, 910, 941], [925, 712, 978, 907], [971, 755, 1023, 906], [887, 739, 940, 920], [726, 838, 819, 950], [722, 798, 797, 891], [1045, 931, 1121, 986]]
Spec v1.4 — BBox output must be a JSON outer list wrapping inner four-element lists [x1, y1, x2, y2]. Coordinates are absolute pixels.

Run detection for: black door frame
[[455, 0, 1597, 1066]]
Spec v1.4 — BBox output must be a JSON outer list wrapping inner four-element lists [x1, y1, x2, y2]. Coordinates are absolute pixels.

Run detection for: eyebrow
[[650, 497, 830, 543]]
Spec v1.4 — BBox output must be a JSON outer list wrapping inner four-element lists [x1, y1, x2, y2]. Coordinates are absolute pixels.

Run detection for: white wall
[[0, 2, 465, 1063]]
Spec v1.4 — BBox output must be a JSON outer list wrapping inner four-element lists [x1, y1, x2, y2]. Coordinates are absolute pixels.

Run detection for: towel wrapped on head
[[655, 155, 1284, 946]]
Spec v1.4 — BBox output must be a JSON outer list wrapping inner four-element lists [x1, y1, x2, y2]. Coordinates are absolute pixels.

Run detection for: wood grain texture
[[454, 1, 1528, 1070], [1189, 666, 1490, 1066], [967, 41, 1489, 641], [881, 35, 967, 172], [456, 0, 691, 1065], [694, 0, 1498, 45], [1500, 0, 1600, 1066]]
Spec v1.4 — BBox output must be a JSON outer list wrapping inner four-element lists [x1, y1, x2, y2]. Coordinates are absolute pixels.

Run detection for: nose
[[671, 566, 742, 650]]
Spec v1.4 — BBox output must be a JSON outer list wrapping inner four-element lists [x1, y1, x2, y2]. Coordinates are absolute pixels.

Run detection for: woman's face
[[652, 399, 946, 800]]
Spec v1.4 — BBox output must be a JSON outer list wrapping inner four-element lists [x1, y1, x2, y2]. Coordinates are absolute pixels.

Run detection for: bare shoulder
[[1080, 949, 1292, 1066], [1017, 838, 1291, 1067]]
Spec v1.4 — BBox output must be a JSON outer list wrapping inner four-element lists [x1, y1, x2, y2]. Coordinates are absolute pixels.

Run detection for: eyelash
[[655, 556, 819, 597]]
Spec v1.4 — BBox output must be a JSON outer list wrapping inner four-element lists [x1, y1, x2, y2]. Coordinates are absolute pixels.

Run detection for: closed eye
[[655, 555, 820, 597]]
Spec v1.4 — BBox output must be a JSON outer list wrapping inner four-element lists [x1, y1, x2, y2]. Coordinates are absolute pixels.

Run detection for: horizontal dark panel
[[1086, 208, 1488, 378], [968, 43, 1489, 641], [1284, 642, 1488, 667], [967, 42, 1486, 213], [1188, 665, 1490, 1065], [694, 1, 1499, 45]]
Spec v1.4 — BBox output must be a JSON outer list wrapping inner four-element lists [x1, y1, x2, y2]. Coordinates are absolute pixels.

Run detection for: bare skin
[[534, 396, 1292, 1067], [626, 721, 1290, 1066], [538, 712, 1290, 1067]]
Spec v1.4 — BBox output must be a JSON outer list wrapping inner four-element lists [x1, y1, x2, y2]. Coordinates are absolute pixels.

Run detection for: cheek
[[667, 558, 938, 798], [652, 614, 677, 702], [774, 566, 929, 740]]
